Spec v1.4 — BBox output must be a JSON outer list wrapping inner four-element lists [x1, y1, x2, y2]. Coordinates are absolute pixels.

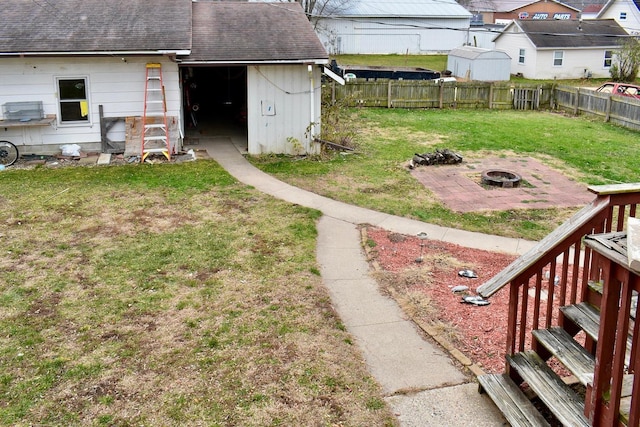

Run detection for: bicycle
[[0, 140, 19, 166]]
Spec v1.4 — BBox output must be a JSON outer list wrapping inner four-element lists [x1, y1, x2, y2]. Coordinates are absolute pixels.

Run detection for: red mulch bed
[[365, 226, 545, 374]]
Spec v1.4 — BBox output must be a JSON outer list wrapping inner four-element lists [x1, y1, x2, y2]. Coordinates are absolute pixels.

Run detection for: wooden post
[[99, 105, 106, 152], [387, 80, 392, 109], [605, 95, 611, 122], [574, 88, 580, 116], [488, 83, 494, 109], [331, 81, 336, 104], [588, 253, 621, 424], [438, 80, 444, 109]]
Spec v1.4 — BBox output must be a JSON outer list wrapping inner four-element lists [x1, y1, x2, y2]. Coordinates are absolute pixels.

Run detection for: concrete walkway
[[197, 137, 527, 426]]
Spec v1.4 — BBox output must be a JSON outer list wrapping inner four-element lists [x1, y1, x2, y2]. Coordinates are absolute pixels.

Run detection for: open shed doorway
[[182, 66, 247, 145]]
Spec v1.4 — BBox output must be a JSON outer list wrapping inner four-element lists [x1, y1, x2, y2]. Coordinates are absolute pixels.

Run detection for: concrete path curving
[[196, 137, 524, 426]]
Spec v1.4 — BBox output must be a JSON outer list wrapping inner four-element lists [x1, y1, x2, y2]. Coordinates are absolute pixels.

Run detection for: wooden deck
[[477, 184, 640, 426]]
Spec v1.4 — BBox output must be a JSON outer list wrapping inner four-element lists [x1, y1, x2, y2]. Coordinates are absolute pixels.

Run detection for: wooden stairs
[[478, 292, 635, 426]]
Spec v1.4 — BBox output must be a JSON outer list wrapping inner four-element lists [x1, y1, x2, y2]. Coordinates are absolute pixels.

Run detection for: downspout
[[308, 64, 315, 152]]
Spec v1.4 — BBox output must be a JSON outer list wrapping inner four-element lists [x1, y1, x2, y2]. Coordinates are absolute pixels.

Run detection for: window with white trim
[[57, 77, 89, 123], [553, 51, 564, 66], [604, 50, 613, 68], [518, 49, 525, 64]]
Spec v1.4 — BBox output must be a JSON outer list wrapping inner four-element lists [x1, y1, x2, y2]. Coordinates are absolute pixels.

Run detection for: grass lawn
[[250, 108, 640, 241], [0, 162, 396, 426]]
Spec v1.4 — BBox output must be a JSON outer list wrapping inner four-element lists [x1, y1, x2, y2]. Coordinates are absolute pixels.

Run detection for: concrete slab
[[317, 217, 467, 395], [323, 278, 406, 326], [386, 383, 509, 426], [97, 153, 111, 165], [352, 320, 467, 394]]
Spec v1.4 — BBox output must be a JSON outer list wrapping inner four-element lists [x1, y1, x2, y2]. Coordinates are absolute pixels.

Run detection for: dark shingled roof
[[183, 2, 328, 63], [513, 19, 627, 48], [0, 0, 192, 54]]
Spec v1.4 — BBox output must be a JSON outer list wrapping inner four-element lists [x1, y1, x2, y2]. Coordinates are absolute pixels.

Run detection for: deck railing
[[477, 183, 640, 425]]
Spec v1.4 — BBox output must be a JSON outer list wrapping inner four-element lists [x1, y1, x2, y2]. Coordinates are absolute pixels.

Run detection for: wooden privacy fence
[[327, 80, 553, 110], [554, 84, 640, 131], [327, 80, 640, 132]]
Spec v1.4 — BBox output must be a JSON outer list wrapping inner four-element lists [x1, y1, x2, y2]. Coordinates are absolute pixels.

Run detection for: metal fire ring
[[481, 169, 522, 188]]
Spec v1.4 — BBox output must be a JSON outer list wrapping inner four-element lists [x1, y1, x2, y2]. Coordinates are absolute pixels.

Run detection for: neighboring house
[[597, 0, 640, 34], [447, 46, 511, 80], [0, 1, 328, 156], [464, 0, 580, 25], [312, 0, 472, 54], [493, 19, 627, 79], [559, 0, 606, 18], [581, 3, 606, 19], [468, 24, 506, 49]]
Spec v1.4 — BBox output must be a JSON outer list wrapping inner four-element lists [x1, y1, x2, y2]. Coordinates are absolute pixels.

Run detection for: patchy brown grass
[[0, 162, 397, 427]]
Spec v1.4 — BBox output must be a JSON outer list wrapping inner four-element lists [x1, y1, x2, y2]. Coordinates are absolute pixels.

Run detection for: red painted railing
[[477, 184, 640, 426]]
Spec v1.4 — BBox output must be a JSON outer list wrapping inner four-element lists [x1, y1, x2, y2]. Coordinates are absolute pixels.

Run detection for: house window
[[620, 11, 627, 20], [519, 49, 526, 64], [604, 50, 613, 68], [57, 78, 89, 123], [553, 51, 564, 66]]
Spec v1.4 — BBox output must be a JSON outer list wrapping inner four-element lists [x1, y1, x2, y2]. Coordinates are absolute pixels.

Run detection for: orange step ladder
[[141, 63, 170, 161]]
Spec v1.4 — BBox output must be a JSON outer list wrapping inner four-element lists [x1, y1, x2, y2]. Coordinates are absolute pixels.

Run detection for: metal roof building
[[447, 46, 511, 81], [312, 0, 472, 54]]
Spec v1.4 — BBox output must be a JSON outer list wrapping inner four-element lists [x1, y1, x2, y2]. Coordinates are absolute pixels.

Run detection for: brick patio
[[411, 156, 594, 213]]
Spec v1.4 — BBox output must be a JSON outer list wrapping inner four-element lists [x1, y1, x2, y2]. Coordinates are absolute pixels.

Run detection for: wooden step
[[508, 351, 590, 427], [478, 373, 550, 427], [560, 302, 601, 342], [532, 327, 595, 386], [561, 302, 634, 368]]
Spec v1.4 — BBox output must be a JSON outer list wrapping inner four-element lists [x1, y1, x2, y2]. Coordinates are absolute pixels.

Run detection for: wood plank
[[532, 328, 595, 386], [616, 375, 636, 425], [0, 114, 55, 128], [589, 183, 640, 195], [560, 303, 601, 342], [478, 373, 550, 427], [508, 351, 590, 427], [627, 217, 640, 271], [588, 280, 604, 295], [561, 302, 635, 367]]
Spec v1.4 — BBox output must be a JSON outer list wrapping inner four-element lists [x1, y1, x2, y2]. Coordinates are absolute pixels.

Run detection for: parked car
[[595, 82, 640, 99]]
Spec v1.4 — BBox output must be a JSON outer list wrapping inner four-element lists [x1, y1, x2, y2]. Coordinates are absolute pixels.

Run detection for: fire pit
[[481, 169, 522, 188]]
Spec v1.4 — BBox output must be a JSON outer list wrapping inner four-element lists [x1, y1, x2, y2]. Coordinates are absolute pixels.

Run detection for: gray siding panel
[[247, 65, 321, 155]]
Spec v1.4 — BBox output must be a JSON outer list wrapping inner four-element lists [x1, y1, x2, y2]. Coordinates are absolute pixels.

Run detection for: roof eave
[[536, 45, 623, 50], [179, 58, 329, 66], [596, 0, 616, 17], [0, 50, 191, 57], [320, 13, 472, 18]]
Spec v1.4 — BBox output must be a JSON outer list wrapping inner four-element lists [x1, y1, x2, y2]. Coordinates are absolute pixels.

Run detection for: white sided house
[[493, 19, 628, 79], [597, 0, 640, 35], [312, 0, 472, 54], [0, 1, 328, 157]]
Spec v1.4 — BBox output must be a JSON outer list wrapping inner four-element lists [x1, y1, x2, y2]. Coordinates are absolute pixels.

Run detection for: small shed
[[447, 46, 511, 81]]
